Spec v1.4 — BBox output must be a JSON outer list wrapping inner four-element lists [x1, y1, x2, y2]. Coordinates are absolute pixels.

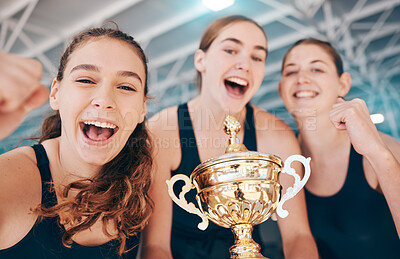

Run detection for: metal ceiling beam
[[3, 0, 38, 52], [149, 7, 299, 70], [136, 5, 209, 47], [8, 17, 54, 37], [354, 8, 393, 62], [0, 0, 34, 22], [20, 0, 143, 58]]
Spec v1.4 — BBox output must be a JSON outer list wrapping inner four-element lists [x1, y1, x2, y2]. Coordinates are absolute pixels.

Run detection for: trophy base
[[230, 252, 267, 259], [229, 224, 268, 259]]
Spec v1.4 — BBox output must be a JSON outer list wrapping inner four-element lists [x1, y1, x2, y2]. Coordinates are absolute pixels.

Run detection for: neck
[[55, 137, 100, 185], [190, 95, 247, 132]]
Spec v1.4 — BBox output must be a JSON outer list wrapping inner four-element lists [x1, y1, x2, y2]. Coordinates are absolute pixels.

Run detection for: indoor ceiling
[[0, 0, 399, 152]]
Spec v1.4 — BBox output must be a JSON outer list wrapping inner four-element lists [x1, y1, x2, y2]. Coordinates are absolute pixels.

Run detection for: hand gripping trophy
[[166, 115, 311, 259]]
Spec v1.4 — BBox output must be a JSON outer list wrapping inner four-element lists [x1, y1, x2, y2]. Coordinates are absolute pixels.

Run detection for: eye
[[284, 71, 297, 76], [224, 49, 236, 54], [118, 85, 136, 92], [252, 56, 263, 62], [311, 68, 324, 73], [76, 79, 95, 84]]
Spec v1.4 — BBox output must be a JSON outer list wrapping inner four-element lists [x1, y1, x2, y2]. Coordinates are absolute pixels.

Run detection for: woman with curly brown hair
[[0, 27, 152, 258]]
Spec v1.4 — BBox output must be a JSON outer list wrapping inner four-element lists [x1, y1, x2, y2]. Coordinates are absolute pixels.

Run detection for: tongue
[[227, 85, 243, 96], [86, 125, 112, 141]]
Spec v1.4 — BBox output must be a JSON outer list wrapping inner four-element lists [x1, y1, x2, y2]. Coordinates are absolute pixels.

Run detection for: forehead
[[66, 38, 145, 76], [285, 44, 333, 64], [215, 21, 267, 47]]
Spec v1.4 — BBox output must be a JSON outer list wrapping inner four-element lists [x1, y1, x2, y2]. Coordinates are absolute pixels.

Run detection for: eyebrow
[[310, 59, 328, 65], [117, 70, 143, 84], [70, 64, 99, 73], [221, 37, 268, 53], [283, 59, 328, 68], [70, 64, 143, 84]]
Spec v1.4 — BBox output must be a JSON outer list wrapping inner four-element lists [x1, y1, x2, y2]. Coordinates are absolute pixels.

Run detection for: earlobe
[[194, 49, 206, 72], [139, 97, 147, 123], [49, 79, 60, 110], [338, 72, 352, 97], [278, 81, 283, 97]]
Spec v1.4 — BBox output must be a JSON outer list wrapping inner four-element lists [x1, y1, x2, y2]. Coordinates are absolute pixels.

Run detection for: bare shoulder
[[253, 105, 294, 133], [148, 106, 179, 137], [252, 105, 300, 157], [148, 105, 181, 172], [0, 146, 42, 247], [0, 146, 41, 202], [0, 146, 39, 183]]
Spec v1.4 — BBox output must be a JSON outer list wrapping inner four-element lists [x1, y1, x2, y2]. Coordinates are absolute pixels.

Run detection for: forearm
[[365, 147, 400, 236], [283, 233, 319, 259]]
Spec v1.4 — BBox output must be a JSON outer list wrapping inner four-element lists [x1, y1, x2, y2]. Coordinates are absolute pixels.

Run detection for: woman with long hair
[[141, 15, 318, 259], [279, 38, 400, 258], [0, 27, 153, 258]]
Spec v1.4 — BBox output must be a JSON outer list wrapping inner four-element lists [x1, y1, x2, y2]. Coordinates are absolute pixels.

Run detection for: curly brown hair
[[34, 27, 153, 255]]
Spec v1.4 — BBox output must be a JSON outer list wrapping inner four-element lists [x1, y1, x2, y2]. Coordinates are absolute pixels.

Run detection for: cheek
[[254, 65, 265, 80], [120, 102, 145, 130], [279, 82, 292, 99]]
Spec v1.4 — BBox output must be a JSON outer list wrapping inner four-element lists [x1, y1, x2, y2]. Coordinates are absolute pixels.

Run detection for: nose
[[235, 53, 250, 71], [297, 70, 311, 85], [91, 85, 116, 110]]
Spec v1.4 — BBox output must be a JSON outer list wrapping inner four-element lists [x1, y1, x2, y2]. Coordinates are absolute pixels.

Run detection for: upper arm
[[141, 108, 179, 258], [0, 146, 41, 248]]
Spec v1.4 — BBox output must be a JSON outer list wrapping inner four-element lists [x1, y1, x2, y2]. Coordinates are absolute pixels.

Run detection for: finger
[[0, 55, 44, 111], [23, 84, 49, 113], [336, 96, 346, 103], [0, 105, 27, 140], [329, 109, 347, 130]]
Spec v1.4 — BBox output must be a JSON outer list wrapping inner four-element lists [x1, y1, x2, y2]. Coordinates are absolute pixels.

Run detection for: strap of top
[[176, 103, 201, 168], [32, 144, 57, 208], [340, 144, 367, 196], [243, 103, 257, 151], [175, 102, 257, 171]]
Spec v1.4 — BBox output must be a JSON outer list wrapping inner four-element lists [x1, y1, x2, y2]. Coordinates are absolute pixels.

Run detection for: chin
[[77, 145, 119, 167]]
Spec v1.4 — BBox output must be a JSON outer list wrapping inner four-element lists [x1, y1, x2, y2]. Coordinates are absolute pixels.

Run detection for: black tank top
[[0, 144, 140, 259], [170, 103, 276, 259], [305, 145, 400, 259]]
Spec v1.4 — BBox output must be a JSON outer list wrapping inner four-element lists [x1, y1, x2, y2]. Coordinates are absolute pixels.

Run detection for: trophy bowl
[[166, 116, 310, 259]]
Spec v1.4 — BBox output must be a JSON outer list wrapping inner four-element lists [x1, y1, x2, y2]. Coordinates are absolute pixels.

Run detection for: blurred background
[[1, 0, 399, 153]]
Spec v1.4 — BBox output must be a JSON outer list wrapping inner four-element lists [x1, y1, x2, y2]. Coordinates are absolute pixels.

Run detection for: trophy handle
[[166, 174, 209, 230], [276, 155, 311, 219]]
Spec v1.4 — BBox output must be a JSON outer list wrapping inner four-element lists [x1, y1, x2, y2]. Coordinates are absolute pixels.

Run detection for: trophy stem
[[229, 224, 267, 259]]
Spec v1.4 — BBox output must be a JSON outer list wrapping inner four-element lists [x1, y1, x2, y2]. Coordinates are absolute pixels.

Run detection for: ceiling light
[[370, 113, 384, 124], [202, 0, 235, 11]]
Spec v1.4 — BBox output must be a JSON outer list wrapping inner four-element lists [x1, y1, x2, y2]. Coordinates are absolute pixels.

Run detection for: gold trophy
[[166, 115, 311, 259]]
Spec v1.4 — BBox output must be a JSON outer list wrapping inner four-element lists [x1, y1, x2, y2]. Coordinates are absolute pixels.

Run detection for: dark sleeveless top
[[0, 144, 140, 259], [170, 103, 281, 259], [305, 145, 400, 259]]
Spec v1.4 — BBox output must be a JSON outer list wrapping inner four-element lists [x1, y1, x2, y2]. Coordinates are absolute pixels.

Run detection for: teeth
[[295, 91, 316, 98], [226, 77, 248, 86], [83, 120, 117, 129]]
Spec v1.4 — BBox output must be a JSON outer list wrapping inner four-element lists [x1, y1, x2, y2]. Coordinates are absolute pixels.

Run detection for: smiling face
[[279, 43, 350, 118], [50, 37, 147, 166], [195, 21, 267, 113]]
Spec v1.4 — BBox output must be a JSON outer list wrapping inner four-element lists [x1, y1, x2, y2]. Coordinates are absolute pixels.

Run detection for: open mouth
[[224, 77, 249, 98], [294, 90, 318, 98], [80, 120, 119, 142]]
